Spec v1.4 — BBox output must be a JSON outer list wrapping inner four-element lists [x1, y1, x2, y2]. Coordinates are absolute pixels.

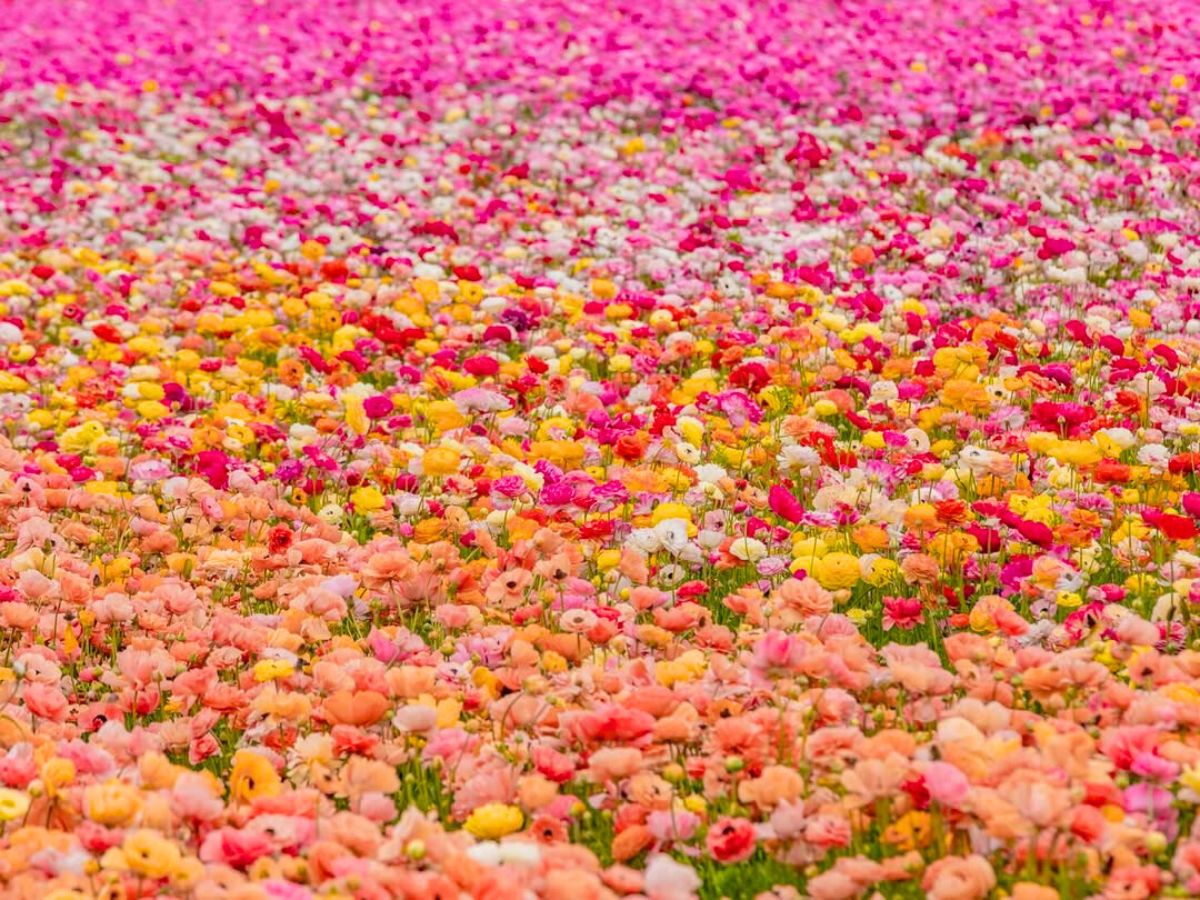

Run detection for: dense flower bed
[[3, 1, 1200, 898]]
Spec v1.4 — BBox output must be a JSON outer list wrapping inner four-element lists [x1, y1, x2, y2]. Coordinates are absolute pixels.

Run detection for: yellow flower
[[41, 757, 76, 798], [1181, 767, 1200, 795], [1025, 431, 1058, 455], [253, 659, 296, 683], [939, 379, 990, 414], [464, 803, 524, 839], [121, 829, 182, 879], [651, 502, 693, 526], [1047, 439, 1101, 467], [313, 308, 342, 332], [84, 780, 142, 826], [590, 278, 618, 300], [60, 421, 106, 454], [0, 788, 29, 821], [1056, 591, 1083, 609], [349, 486, 386, 515], [655, 650, 707, 686], [812, 398, 839, 418], [595, 549, 621, 570], [171, 855, 205, 888], [528, 440, 585, 469], [676, 416, 704, 447], [812, 552, 860, 590], [1164, 684, 1200, 708], [792, 537, 828, 561], [345, 396, 369, 436], [422, 446, 462, 477], [861, 556, 900, 587], [229, 750, 282, 804], [136, 400, 170, 421]]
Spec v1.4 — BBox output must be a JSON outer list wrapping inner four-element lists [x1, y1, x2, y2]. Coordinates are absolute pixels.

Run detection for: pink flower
[[23, 683, 68, 722], [751, 630, 807, 673], [882, 596, 924, 631], [768, 484, 805, 523], [923, 761, 970, 809], [199, 827, 274, 868]]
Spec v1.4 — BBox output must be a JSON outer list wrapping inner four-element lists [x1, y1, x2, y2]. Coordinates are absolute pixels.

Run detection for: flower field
[[5, 0, 1200, 897]]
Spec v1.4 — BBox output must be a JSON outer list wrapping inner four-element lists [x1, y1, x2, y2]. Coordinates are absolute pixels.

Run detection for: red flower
[[966, 524, 1002, 553], [92, 323, 123, 344], [706, 816, 756, 863], [614, 433, 648, 462], [267, 525, 293, 555], [902, 776, 931, 810], [1170, 453, 1200, 475], [463, 355, 499, 377], [729, 361, 769, 393], [1093, 459, 1131, 484], [579, 520, 615, 540], [1144, 509, 1198, 541], [1015, 518, 1053, 547]]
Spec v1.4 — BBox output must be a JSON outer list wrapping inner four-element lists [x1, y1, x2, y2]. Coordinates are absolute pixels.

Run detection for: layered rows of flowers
[[6, 0, 1200, 898]]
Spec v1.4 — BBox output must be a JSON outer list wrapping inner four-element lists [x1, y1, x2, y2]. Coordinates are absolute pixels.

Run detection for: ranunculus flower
[[705, 816, 756, 863]]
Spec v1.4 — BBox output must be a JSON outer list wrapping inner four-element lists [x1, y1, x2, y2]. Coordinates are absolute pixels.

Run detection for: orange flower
[[610, 824, 654, 862], [84, 780, 142, 826], [278, 358, 306, 386], [322, 690, 390, 727], [737, 765, 804, 808]]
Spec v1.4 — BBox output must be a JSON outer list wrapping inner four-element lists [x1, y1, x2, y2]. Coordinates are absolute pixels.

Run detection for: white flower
[[674, 442, 701, 465], [776, 445, 821, 473], [394, 493, 423, 516], [869, 381, 898, 403], [958, 445, 995, 476], [1097, 427, 1136, 450], [693, 464, 727, 484], [644, 854, 700, 900], [654, 519, 690, 555], [466, 841, 503, 867], [498, 841, 541, 867], [1122, 240, 1149, 264], [1055, 569, 1084, 592], [729, 537, 767, 562], [1136, 444, 1170, 470], [904, 428, 931, 453], [628, 528, 662, 554]]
